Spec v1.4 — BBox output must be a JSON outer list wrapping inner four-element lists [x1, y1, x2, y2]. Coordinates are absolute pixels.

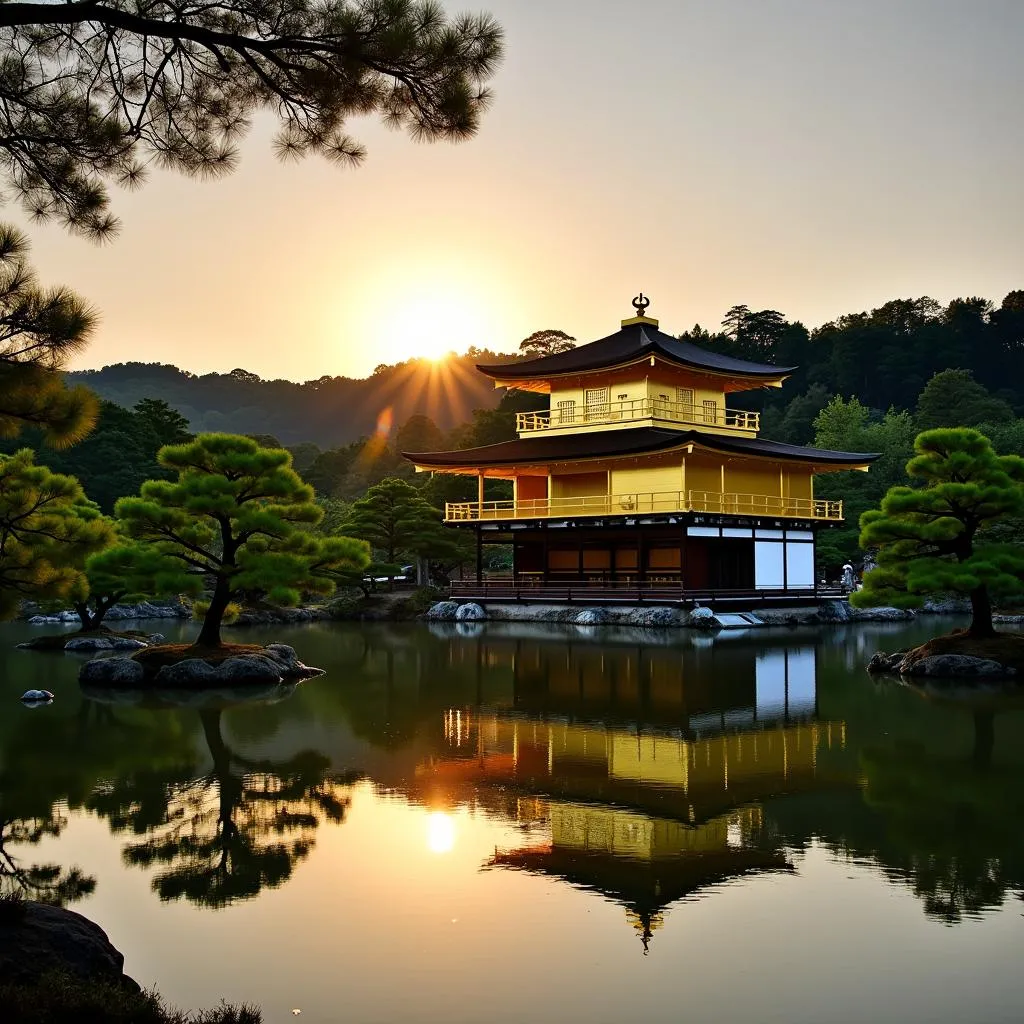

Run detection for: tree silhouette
[[0, 0, 503, 238]]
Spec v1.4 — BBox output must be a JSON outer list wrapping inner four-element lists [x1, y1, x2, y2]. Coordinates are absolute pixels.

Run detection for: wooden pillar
[[475, 527, 483, 585], [638, 525, 647, 587], [681, 523, 688, 595], [542, 524, 550, 585], [477, 472, 485, 509]]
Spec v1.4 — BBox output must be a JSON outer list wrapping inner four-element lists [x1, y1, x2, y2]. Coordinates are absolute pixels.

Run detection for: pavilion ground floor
[[450, 514, 840, 607]]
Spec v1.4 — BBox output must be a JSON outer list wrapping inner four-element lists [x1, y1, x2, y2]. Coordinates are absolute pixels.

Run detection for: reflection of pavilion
[[489, 803, 789, 952], [410, 641, 845, 950]]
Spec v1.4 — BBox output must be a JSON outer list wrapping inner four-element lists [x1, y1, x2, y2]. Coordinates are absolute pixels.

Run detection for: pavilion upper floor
[[476, 300, 794, 441]]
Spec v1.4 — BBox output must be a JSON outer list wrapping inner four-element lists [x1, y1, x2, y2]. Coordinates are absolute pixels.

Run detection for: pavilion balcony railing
[[445, 490, 843, 523], [515, 400, 759, 435]]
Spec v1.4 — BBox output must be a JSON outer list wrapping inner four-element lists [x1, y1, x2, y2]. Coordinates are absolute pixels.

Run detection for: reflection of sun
[[426, 811, 456, 854]]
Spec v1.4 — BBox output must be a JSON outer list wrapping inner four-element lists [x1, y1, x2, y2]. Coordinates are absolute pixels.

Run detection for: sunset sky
[[22, 0, 1024, 381]]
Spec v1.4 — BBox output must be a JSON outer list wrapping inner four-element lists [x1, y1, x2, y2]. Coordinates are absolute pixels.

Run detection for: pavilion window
[[676, 387, 694, 419], [556, 399, 577, 425], [702, 399, 718, 424], [585, 387, 610, 421]]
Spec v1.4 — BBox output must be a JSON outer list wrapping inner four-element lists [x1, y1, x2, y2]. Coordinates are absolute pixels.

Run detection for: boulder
[[455, 602, 487, 622], [903, 654, 1015, 679], [263, 644, 300, 670], [63, 637, 113, 651], [817, 600, 852, 623], [852, 606, 916, 621], [922, 597, 972, 614], [79, 656, 145, 686], [108, 637, 148, 651], [574, 608, 607, 626], [866, 651, 905, 674], [426, 601, 460, 621], [215, 655, 284, 684], [153, 658, 219, 686], [20, 689, 54, 703], [0, 902, 125, 985], [26, 614, 63, 625], [687, 606, 721, 630], [629, 607, 685, 628]]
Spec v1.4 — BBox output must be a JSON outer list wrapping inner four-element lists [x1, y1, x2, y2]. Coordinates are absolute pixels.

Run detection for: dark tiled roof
[[404, 427, 878, 468], [477, 323, 793, 381]]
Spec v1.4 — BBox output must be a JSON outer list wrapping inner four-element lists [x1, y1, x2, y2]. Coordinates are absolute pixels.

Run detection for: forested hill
[[68, 291, 1024, 448], [67, 349, 515, 447]]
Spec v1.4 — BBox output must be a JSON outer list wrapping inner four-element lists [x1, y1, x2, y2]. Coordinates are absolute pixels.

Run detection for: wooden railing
[[515, 399, 759, 434], [446, 490, 842, 522]]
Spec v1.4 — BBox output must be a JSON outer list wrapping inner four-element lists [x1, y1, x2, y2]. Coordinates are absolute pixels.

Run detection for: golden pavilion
[[404, 296, 876, 604]]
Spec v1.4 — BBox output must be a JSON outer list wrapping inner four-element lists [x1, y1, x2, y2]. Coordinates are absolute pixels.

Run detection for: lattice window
[[584, 388, 610, 421], [702, 399, 718, 424], [556, 399, 577, 425]]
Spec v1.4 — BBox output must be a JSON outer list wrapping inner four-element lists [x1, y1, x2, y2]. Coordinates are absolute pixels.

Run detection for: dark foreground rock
[[78, 643, 323, 689], [0, 902, 126, 986]]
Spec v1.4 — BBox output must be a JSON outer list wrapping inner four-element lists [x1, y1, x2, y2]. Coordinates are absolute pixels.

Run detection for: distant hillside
[[68, 351, 515, 446]]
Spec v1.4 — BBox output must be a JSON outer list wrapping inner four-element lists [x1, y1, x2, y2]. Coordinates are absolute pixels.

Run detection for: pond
[[1, 616, 1023, 1024]]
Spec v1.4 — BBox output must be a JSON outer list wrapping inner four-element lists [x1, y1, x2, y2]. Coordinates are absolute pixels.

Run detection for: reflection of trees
[[858, 709, 1024, 923], [769, 704, 1024, 924], [0, 811, 94, 905], [89, 709, 358, 907]]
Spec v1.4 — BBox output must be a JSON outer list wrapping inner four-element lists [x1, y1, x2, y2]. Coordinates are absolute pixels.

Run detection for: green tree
[[0, 450, 114, 618], [115, 434, 369, 646], [811, 397, 917, 571], [0, 226, 98, 445], [71, 542, 199, 631], [394, 414, 446, 456], [852, 429, 1024, 637], [519, 330, 576, 357], [133, 399, 193, 447], [916, 369, 1014, 430], [342, 477, 460, 569], [0, 1, 503, 237]]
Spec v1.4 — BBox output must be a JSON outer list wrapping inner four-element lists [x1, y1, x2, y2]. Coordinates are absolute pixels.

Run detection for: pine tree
[[115, 434, 369, 646], [0, 450, 115, 618], [0, 1, 503, 237], [72, 542, 200, 631], [852, 429, 1024, 637], [0, 226, 98, 445], [342, 477, 455, 564]]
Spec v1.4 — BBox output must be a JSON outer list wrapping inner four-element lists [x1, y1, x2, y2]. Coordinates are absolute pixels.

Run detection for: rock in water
[[153, 658, 219, 686], [866, 651, 905, 674], [20, 689, 54, 703], [0, 902, 126, 985], [687, 606, 721, 630], [215, 655, 284, 683], [455, 602, 487, 622], [79, 657, 146, 687], [630, 607, 685, 627], [263, 644, 300, 669], [903, 654, 1015, 678], [426, 601, 460, 621], [817, 600, 852, 623], [63, 636, 114, 651]]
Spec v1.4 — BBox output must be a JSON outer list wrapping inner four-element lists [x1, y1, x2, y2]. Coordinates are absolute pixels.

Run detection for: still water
[[2, 617, 1023, 1024]]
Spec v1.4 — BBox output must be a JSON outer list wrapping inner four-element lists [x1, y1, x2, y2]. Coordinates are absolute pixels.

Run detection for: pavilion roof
[[477, 321, 794, 384], [404, 426, 878, 470]]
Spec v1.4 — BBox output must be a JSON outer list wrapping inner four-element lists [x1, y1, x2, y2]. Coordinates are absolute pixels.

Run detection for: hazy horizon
[[13, 0, 1021, 380]]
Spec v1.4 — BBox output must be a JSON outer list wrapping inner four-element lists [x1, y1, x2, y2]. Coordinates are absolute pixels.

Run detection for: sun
[[381, 286, 493, 363]]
